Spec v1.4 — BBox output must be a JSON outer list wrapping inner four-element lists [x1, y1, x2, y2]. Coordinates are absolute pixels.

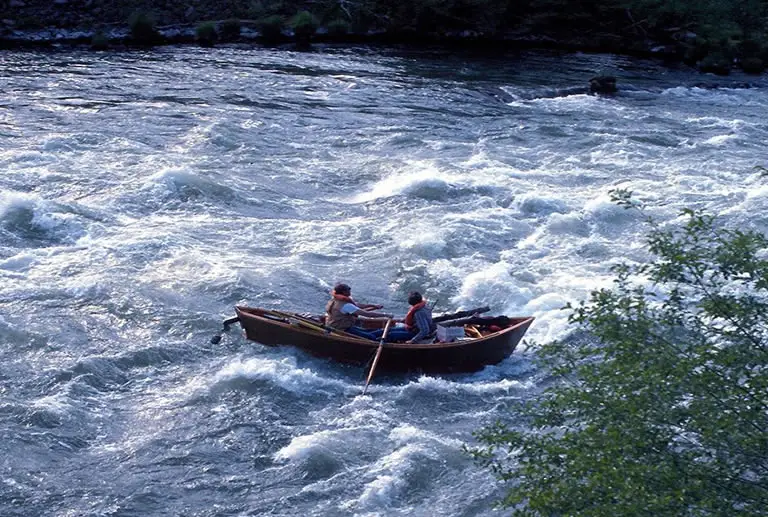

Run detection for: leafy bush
[[683, 37, 711, 64], [741, 57, 765, 74], [128, 11, 160, 46], [471, 191, 768, 516], [699, 52, 732, 75], [739, 38, 764, 58], [290, 11, 318, 42], [258, 14, 285, 42], [326, 18, 350, 37], [246, 0, 267, 20], [90, 30, 109, 50], [196, 21, 217, 47], [220, 19, 242, 41]]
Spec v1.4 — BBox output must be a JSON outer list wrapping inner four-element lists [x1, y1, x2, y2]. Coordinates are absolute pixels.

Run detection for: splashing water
[[1, 46, 767, 516]]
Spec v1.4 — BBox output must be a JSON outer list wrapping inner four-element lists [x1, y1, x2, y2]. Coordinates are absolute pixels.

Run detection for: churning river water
[[1, 45, 767, 516]]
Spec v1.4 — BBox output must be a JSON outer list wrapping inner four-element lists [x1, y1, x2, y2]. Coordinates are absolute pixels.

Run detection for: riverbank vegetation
[[471, 191, 768, 516], [2, 0, 768, 73]]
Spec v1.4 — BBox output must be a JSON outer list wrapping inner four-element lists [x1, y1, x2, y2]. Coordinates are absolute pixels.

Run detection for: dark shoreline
[[3, 0, 767, 77], [2, 23, 764, 79], [0, 26, 683, 61]]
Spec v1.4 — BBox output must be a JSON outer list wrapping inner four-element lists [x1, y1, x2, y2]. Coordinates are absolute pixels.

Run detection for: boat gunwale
[[235, 306, 534, 350]]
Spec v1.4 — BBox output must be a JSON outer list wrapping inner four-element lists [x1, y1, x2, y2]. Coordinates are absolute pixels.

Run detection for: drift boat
[[228, 306, 534, 373]]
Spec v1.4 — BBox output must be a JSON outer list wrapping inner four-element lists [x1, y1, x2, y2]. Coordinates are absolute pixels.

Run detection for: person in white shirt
[[325, 283, 393, 339]]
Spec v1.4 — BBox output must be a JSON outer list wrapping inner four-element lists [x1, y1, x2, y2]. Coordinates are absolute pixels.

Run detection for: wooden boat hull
[[234, 306, 534, 373]]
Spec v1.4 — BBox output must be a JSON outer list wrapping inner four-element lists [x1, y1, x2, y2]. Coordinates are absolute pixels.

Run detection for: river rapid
[[1, 45, 767, 516]]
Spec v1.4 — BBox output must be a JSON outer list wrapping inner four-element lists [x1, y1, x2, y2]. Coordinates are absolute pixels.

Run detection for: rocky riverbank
[[1, 0, 765, 76]]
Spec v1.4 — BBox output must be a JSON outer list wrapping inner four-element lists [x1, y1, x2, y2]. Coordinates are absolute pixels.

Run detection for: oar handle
[[363, 318, 393, 395]]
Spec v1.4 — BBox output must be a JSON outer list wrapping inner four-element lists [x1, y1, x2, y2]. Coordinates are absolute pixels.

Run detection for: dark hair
[[334, 283, 351, 295], [407, 291, 423, 305]]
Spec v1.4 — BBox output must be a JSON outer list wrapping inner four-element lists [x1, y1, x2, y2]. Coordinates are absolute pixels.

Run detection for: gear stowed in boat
[[216, 306, 534, 374]]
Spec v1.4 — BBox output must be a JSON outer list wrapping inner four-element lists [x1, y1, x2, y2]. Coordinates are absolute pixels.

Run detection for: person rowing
[[326, 285, 435, 343], [325, 283, 394, 339]]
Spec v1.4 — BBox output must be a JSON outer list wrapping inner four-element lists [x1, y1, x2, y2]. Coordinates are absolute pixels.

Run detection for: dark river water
[[1, 45, 767, 516]]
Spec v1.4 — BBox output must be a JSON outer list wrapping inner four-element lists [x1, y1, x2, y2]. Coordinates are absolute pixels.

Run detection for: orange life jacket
[[331, 290, 358, 305], [404, 300, 427, 330], [325, 290, 359, 330]]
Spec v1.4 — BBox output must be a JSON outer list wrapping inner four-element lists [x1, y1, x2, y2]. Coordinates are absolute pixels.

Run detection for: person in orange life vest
[[365, 291, 436, 343], [395, 291, 437, 343], [325, 283, 394, 340]]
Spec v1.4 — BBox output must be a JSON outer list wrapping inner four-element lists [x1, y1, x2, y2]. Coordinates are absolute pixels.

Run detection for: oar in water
[[210, 316, 239, 344], [362, 318, 393, 395]]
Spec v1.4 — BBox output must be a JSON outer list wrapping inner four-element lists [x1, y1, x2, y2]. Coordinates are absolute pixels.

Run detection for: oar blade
[[362, 318, 393, 395], [210, 316, 240, 344]]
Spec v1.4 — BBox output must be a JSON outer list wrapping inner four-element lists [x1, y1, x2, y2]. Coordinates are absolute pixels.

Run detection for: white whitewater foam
[[348, 424, 465, 511], [143, 167, 210, 196], [318, 401, 397, 429], [41, 135, 76, 152], [274, 427, 369, 463], [702, 134, 738, 146], [661, 86, 766, 107], [400, 374, 533, 395], [388, 423, 463, 449], [0, 252, 37, 272], [738, 185, 768, 213], [516, 192, 570, 216], [452, 262, 534, 312], [137, 246, 240, 297], [351, 443, 429, 511], [0, 190, 86, 242], [354, 166, 458, 203], [545, 212, 591, 236], [685, 116, 745, 130], [398, 224, 447, 257], [353, 161, 505, 203], [507, 92, 597, 109], [0, 191, 41, 219], [212, 356, 349, 395], [3, 46, 768, 517], [582, 193, 633, 222], [355, 473, 407, 511], [31, 391, 74, 417]]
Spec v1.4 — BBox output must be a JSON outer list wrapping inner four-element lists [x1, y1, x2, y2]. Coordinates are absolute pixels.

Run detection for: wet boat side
[[234, 306, 534, 373]]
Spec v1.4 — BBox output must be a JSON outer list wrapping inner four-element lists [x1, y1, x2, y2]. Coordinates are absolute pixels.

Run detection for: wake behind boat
[[225, 306, 534, 373]]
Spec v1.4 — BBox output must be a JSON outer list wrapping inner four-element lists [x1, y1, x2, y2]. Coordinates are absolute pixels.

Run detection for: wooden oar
[[261, 309, 324, 331], [260, 309, 354, 337], [433, 306, 490, 323], [210, 316, 240, 344], [362, 318, 393, 395]]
